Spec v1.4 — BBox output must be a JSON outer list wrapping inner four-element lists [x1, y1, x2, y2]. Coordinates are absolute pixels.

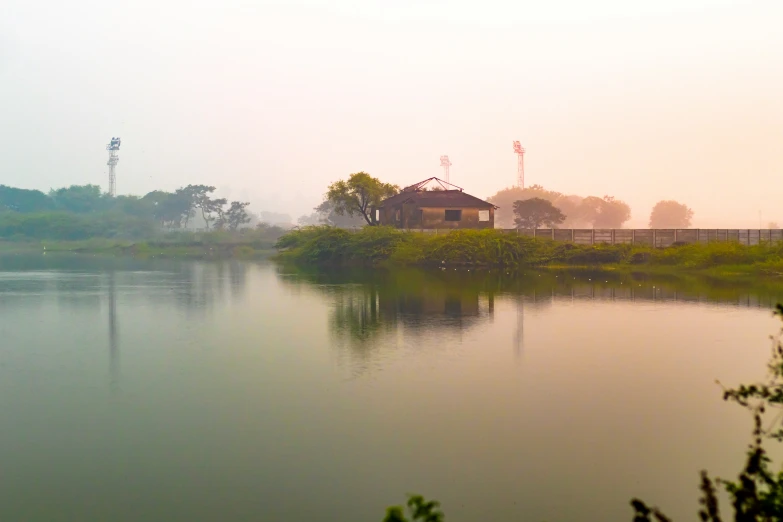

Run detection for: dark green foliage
[[512, 197, 566, 229], [326, 172, 399, 226], [0, 181, 260, 241], [384, 495, 444, 522], [48, 185, 107, 213], [142, 190, 192, 227], [276, 227, 783, 271], [0, 185, 54, 212], [0, 212, 155, 240]]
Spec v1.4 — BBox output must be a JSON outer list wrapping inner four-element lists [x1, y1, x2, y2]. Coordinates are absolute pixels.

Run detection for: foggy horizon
[[2, 0, 781, 228]]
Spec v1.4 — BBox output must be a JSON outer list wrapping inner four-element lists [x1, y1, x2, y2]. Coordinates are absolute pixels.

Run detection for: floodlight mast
[[439, 155, 452, 183], [106, 137, 121, 196], [512, 141, 525, 189]]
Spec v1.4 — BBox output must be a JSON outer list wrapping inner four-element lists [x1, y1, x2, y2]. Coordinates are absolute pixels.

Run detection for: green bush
[[275, 227, 783, 271]]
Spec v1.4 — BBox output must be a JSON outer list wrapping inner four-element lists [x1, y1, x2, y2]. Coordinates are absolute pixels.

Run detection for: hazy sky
[[2, 0, 781, 226]]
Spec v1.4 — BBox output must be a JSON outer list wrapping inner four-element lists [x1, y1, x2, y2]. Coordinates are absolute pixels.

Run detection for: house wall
[[378, 205, 495, 229], [419, 207, 494, 229]]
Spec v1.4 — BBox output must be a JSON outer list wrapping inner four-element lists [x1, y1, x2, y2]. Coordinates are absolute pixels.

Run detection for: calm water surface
[[0, 254, 781, 522]]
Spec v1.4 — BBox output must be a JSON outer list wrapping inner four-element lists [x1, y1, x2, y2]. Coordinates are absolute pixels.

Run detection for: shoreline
[[0, 239, 275, 260]]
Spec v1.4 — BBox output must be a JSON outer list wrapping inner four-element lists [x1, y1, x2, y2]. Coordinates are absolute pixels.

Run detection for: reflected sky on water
[[1, 254, 782, 522]]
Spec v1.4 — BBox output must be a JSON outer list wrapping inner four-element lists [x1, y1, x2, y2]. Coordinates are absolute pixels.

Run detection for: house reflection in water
[[324, 272, 496, 361], [378, 286, 488, 322]]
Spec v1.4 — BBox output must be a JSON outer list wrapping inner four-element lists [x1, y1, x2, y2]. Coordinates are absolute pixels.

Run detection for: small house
[[375, 178, 497, 229]]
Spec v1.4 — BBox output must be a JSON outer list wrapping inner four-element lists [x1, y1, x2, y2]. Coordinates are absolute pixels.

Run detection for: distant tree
[[580, 195, 632, 228], [142, 190, 192, 228], [0, 185, 54, 213], [315, 200, 366, 228], [179, 185, 226, 230], [222, 201, 251, 231], [326, 172, 398, 226], [111, 195, 154, 217], [297, 213, 322, 226], [488, 185, 564, 228], [649, 200, 694, 228], [513, 197, 566, 229], [48, 185, 107, 213], [257, 211, 293, 226]]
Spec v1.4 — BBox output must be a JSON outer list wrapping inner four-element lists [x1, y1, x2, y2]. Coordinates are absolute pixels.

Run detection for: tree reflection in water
[[279, 265, 783, 365]]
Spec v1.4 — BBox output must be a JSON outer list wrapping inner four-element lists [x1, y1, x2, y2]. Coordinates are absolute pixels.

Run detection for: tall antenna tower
[[439, 155, 452, 183], [513, 141, 525, 188], [106, 137, 121, 196]]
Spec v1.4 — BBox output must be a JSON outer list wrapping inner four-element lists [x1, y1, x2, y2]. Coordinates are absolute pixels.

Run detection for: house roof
[[379, 189, 497, 209]]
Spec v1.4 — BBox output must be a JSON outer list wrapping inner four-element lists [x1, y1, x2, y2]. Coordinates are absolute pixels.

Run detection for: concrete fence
[[410, 228, 783, 247]]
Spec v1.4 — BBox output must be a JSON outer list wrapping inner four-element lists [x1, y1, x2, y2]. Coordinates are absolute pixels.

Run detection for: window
[[375, 209, 380, 222], [444, 209, 462, 221], [478, 210, 490, 222]]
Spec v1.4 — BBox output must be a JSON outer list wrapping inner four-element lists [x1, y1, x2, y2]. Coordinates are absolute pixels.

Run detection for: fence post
[[632, 229, 635, 245], [551, 228, 555, 240], [611, 229, 616, 245], [591, 229, 595, 245], [571, 229, 575, 242], [674, 229, 678, 243], [653, 229, 657, 247]]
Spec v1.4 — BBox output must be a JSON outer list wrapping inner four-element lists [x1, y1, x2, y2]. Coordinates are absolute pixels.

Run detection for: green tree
[[513, 197, 566, 229], [48, 185, 107, 213], [221, 201, 251, 231], [488, 185, 564, 228], [649, 200, 694, 228], [142, 190, 192, 228], [110, 195, 154, 217], [326, 172, 398, 226], [0, 185, 54, 213], [384, 495, 444, 522], [178, 185, 227, 229]]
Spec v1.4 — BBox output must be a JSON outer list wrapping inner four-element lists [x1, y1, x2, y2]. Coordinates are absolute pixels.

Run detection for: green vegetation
[[2, 227, 286, 260], [0, 183, 254, 241], [383, 495, 444, 522], [275, 226, 783, 275], [512, 197, 566, 229], [325, 172, 399, 226]]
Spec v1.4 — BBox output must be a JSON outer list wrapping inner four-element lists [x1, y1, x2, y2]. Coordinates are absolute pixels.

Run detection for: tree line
[[297, 173, 696, 230], [0, 184, 253, 239], [488, 185, 695, 229]]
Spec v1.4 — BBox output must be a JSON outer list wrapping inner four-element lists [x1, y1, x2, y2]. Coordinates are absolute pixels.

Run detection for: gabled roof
[[379, 179, 497, 209]]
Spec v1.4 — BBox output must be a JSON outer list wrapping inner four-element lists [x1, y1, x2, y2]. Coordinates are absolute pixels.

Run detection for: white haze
[[1, 0, 781, 227]]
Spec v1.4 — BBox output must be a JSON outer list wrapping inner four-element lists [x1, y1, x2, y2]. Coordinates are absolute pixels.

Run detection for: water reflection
[[107, 270, 119, 390], [0, 254, 250, 315], [279, 266, 783, 361]]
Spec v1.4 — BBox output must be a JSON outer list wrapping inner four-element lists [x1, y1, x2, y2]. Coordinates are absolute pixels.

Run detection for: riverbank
[[0, 231, 279, 260], [274, 226, 783, 276]]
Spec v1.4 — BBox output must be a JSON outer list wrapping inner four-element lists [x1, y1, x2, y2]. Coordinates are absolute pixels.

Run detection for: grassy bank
[[1, 228, 284, 260], [275, 226, 783, 275]]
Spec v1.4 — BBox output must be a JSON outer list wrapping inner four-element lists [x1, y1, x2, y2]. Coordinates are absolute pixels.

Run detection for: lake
[[0, 254, 781, 522]]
